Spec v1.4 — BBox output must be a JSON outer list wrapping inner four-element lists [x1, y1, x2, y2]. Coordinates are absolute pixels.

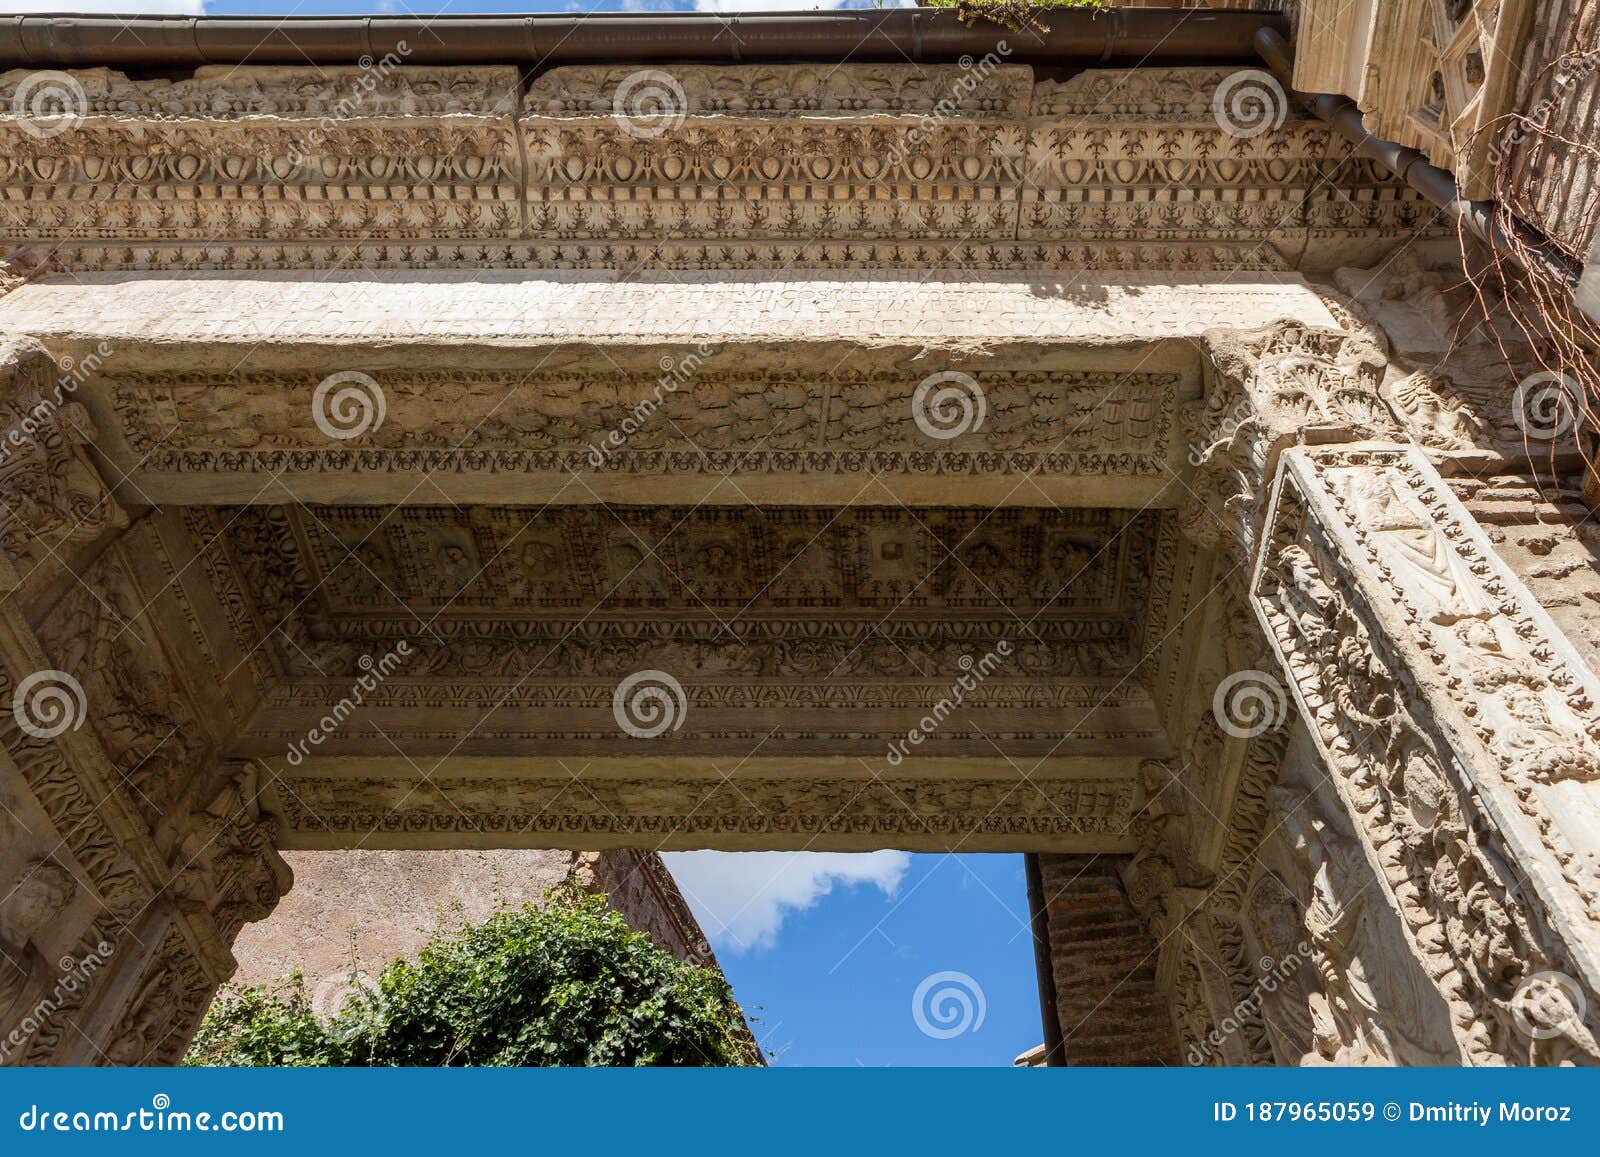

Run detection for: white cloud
[[664, 850, 910, 954], [0, 1, 205, 12]]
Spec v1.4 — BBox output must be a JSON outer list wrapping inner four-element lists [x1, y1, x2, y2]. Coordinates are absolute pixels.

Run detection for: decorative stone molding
[[165, 762, 293, 949], [268, 768, 1142, 854], [1253, 443, 1600, 1064], [107, 363, 1183, 503], [183, 503, 1170, 762], [0, 63, 1436, 273], [0, 543, 287, 1064], [1181, 319, 1395, 558]]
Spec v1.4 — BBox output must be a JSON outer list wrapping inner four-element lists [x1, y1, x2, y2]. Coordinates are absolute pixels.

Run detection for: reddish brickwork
[[1038, 854, 1179, 1065]]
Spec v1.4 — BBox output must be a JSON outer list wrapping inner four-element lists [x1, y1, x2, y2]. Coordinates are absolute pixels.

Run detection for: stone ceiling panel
[[189, 502, 1169, 766]]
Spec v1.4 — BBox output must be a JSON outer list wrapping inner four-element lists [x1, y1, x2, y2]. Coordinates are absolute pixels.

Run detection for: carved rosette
[[1253, 443, 1600, 1065]]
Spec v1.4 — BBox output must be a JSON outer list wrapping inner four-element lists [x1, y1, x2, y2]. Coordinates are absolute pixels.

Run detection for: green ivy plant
[[186, 889, 758, 1067], [914, 0, 1104, 34]]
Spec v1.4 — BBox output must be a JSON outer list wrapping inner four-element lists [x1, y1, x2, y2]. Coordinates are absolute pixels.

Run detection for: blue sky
[[663, 852, 1041, 1066]]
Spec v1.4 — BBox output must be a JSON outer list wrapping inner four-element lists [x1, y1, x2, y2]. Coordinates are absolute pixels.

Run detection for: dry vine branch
[[1453, 47, 1600, 499]]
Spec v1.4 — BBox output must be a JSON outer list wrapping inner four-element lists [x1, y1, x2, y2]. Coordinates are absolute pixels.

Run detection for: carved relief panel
[[1254, 443, 1600, 1065]]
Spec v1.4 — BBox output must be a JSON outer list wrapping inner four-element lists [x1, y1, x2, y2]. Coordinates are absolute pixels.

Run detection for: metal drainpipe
[[1024, 852, 1066, 1067], [1252, 26, 1580, 291], [0, 9, 1283, 68]]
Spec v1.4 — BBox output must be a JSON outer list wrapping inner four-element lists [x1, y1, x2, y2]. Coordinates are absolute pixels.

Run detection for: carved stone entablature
[[194, 503, 1159, 672], [1181, 320, 1396, 558], [0, 63, 1437, 272], [266, 762, 1142, 854], [97, 918, 220, 1067], [1447, 472, 1600, 680], [0, 338, 125, 608], [1254, 443, 1600, 1064], [31, 547, 213, 832], [105, 361, 1183, 506]]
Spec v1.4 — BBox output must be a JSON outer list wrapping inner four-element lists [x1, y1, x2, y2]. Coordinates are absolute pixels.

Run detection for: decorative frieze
[[108, 365, 1182, 496], [269, 768, 1141, 853], [0, 62, 1437, 273]]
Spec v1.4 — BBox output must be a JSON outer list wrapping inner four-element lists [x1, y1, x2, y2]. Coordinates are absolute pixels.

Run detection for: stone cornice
[[0, 63, 1436, 274]]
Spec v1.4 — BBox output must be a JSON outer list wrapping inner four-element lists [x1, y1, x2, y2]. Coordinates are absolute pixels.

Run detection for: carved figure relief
[[0, 339, 125, 588], [0, 861, 76, 1034]]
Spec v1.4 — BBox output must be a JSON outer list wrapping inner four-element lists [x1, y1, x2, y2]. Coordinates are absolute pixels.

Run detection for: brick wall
[[1037, 854, 1179, 1065]]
